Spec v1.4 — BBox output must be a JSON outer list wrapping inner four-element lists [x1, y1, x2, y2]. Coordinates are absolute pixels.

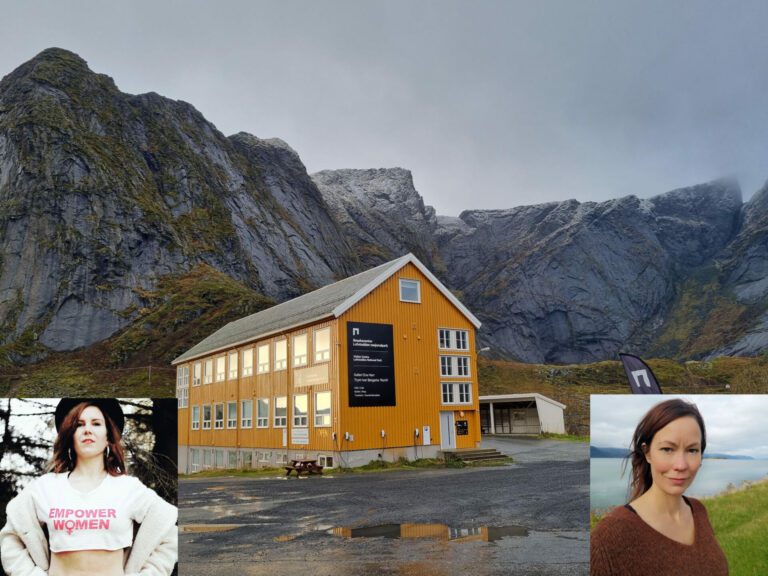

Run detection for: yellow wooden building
[[174, 254, 482, 472]]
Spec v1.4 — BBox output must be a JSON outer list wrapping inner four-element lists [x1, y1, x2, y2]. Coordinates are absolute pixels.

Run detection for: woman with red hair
[[0, 399, 177, 576]]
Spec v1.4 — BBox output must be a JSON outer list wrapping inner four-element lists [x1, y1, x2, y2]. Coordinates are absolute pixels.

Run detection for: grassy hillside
[[478, 355, 768, 435], [0, 264, 273, 396], [647, 267, 765, 359], [706, 480, 768, 576]]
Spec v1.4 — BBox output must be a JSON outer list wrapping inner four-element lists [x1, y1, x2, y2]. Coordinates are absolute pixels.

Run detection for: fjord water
[[590, 458, 768, 510]]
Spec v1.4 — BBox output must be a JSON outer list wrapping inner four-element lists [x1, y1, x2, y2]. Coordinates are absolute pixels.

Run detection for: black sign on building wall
[[347, 322, 396, 407]]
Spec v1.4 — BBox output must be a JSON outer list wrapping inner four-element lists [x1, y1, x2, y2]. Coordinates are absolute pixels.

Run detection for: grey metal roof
[[172, 255, 411, 364]]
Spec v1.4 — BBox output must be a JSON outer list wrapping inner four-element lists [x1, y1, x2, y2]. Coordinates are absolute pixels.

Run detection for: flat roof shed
[[479, 393, 566, 435]]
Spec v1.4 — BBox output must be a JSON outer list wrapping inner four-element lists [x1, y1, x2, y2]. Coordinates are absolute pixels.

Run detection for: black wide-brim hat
[[55, 398, 125, 434]]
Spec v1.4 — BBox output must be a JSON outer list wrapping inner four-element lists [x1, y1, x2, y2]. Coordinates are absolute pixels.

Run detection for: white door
[[440, 411, 456, 449]]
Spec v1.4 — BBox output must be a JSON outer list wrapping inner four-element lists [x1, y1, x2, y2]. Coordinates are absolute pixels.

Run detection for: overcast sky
[[3, 1, 768, 216], [591, 395, 768, 459]]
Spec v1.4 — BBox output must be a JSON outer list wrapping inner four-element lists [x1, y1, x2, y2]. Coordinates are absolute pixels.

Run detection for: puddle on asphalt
[[180, 524, 244, 533], [328, 523, 529, 542], [274, 534, 299, 542]]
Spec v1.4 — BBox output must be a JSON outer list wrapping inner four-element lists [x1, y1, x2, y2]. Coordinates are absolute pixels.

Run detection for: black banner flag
[[619, 353, 663, 394]]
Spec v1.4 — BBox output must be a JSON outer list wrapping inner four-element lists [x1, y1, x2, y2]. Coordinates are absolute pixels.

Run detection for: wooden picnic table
[[285, 459, 324, 477]]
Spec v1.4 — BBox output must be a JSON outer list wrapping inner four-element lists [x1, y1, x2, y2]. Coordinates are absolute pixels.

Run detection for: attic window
[[399, 279, 421, 303]]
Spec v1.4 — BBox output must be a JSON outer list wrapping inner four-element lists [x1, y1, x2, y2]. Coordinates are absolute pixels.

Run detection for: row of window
[[190, 391, 332, 431], [188, 448, 334, 472], [186, 327, 331, 386], [187, 378, 471, 429], [176, 325, 470, 396]]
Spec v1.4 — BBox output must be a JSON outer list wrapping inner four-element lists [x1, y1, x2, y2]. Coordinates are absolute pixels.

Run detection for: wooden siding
[[179, 261, 480, 455], [185, 319, 340, 453], [338, 262, 481, 451]]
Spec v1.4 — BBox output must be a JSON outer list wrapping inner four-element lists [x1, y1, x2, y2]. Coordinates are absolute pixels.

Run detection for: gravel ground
[[179, 437, 589, 576]]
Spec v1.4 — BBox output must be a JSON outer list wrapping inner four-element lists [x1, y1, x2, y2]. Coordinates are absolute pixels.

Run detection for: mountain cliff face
[[1, 48, 767, 365], [0, 49, 355, 353], [311, 168, 439, 269], [434, 182, 744, 363], [705, 184, 768, 357]]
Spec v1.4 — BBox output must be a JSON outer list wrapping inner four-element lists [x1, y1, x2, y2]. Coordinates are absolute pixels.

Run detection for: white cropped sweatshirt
[[0, 473, 177, 576], [32, 473, 154, 552]]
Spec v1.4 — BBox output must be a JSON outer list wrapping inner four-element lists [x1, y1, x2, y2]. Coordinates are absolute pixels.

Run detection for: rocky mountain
[[0, 48, 357, 354], [313, 165, 757, 363], [433, 181, 744, 363], [1, 48, 767, 366], [311, 168, 439, 269], [705, 184, 768, 357]]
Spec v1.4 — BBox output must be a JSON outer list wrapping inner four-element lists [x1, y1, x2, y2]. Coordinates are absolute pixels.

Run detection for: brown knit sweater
[[591, 497, 728, 576]]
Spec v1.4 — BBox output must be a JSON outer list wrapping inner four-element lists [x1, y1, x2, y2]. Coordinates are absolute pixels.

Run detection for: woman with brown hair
[[0, 399, 177, 576], [591, 398, 728, 576]]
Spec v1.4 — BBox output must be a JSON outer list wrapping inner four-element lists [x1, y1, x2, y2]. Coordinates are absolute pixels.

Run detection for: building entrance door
[[440, 411, 456, 449]]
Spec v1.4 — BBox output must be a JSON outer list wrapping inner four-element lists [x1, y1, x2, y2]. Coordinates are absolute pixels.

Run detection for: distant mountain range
[[590, 446, 757, 460], [2, 48, 768, 367]]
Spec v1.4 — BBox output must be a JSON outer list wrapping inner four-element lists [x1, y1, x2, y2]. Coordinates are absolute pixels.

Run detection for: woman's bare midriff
[[49, 549, 124, 576]]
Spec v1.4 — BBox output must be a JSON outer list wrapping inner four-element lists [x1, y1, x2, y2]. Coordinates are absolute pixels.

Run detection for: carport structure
[[479, 393, 565, 435]]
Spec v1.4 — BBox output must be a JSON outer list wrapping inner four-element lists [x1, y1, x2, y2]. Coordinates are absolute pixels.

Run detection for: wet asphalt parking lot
[[179, 437, 589, 576]]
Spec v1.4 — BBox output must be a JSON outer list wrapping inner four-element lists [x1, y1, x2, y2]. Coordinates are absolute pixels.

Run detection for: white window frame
[[193, 362, 201, 386], [241, 450, 253, 469], [204, 359, 213, 384], [441, 382, 472, 405], [257, 343, 270, 374], [318, 455, 335, 468], [314, 391, 331, 427], [227, 401, 237, 429], [274, 396, 287, 427], [228, 351, 238, 380], [314, 327, 331, 363], [242, 348, 253, 377], [191, 406, 200, 430], [178, 386, 188, 409], [241, 399, 253, 428], [257, 398, 270, 428], [458, 382, 471, 403], [439, 355, 471, 377], [275, 340, 287, 371], [399, 278, 421, 303], [214, 403, 224, 429], [202, 405, 212, 430], [228, 450, 238, 469], [293, 333, 308, 367], [190, 448, 200, 472], [455, 330, 469, 350], [215, 356, 226, 382], [176, 366, 189, 408], [293, 394, 308, 427], [203, 449, 212, 470], [438, 328, 469, 351]]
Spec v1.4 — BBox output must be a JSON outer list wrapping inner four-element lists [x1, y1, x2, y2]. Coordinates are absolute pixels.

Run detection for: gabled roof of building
[[173, 253, 481, 365]]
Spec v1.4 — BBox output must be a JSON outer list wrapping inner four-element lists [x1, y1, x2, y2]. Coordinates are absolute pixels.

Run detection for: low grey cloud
[[2, 1, 768, 216]]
